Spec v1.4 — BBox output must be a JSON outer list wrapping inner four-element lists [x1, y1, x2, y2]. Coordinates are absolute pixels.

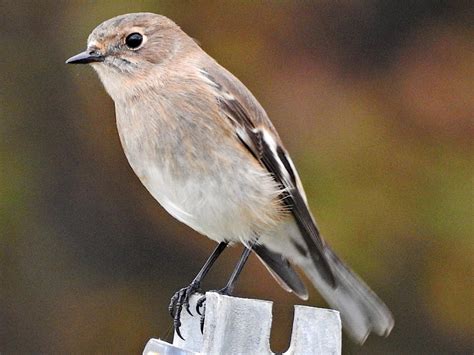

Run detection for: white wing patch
[[260, 128, 294, 188], [284, 148, 308, 203], [199, 67, 308, 203], [258, 128, 309, 204]]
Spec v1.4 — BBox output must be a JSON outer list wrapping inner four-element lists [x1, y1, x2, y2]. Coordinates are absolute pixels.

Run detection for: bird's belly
[[116, 105, 282, 243], [133, 160, 281, 243]]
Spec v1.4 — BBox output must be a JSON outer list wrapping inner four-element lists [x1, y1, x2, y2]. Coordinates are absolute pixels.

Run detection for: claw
[[196, 295, 206, 316], [184, 287, 195, 316], [195, 294, 207, 332], [172, 289, 186, 339], [185, 303, 193, 316], [174, 319, 184, 340], [200, 301, 206, 333], [169, 281, 203, 340]]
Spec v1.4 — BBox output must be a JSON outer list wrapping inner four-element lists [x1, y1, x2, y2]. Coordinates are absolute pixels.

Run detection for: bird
[[66, 12, 394, 343]]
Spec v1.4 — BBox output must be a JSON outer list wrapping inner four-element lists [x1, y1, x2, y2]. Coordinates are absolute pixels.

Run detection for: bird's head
[[66, 13, 190, 100]]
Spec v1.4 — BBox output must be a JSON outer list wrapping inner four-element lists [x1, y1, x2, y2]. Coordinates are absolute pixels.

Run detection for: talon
[[185, 302, 193, 316], [200, 302, 206, 333], [173, 292, 185, 339], [174, 320, 184, 340], [184, 287, 195, 316], [196, 295, 206, 315], [169, 281, 203, 337]]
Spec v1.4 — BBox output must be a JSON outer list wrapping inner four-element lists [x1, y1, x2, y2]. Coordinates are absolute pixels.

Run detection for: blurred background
[[1, 1, 472, 353]]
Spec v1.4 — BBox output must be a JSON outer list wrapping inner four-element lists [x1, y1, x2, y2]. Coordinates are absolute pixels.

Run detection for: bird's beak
[[65, 50, 105, 64]]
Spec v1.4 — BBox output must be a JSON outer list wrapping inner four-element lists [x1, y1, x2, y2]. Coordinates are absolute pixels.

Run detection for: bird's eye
[[125, 33, 143, 49]]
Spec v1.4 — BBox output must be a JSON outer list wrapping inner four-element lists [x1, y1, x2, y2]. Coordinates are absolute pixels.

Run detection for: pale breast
[[115, 97, 283, 243], [143, 161, 278, 242]]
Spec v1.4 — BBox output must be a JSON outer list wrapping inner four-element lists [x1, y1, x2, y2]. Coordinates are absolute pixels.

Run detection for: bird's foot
[[169, 281, 202, 340], [195, 286, 232, 333]]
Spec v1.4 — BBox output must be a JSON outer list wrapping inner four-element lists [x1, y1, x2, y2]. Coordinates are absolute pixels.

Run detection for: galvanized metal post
[[143, 292, 341, 355]]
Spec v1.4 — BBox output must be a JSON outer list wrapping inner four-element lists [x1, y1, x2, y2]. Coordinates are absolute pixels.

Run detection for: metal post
[[143, 292, 341, 355]]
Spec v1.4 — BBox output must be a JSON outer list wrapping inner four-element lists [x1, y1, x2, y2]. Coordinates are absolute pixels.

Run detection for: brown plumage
[[67, 12, 394, 343]]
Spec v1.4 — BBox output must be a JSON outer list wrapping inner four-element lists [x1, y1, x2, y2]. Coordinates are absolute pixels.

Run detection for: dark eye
[[125, 33, 143, 49]]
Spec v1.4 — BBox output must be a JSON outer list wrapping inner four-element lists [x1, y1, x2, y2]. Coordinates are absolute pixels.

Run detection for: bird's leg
[[169, 241, 227, 340], [196, 240, 256, 332]]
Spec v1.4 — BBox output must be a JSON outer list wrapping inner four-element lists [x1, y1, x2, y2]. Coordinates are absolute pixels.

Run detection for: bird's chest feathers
[[114, 100, 236, 234], [113, 96, 280, 241], [116, 110, 209, 232]]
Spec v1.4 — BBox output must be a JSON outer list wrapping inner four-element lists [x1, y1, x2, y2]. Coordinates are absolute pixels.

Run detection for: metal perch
[[143, 292, 341, 355]]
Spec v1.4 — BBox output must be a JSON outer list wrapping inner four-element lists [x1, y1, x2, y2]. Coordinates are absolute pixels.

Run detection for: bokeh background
[[1, 1, 472, 353]]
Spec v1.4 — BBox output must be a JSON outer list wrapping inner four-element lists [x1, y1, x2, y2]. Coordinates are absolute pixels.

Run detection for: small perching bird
[[66, 12, 394, 343]]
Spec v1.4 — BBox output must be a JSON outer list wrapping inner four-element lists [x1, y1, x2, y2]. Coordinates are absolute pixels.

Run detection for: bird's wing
[[199, 64, 336, 287]]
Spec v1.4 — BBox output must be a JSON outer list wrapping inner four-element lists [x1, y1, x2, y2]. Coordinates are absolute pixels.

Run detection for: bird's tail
[[301, 244, 394, 343]]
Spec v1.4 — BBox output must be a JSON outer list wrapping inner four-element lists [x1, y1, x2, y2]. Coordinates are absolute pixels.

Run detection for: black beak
[[65, 50, 105, 64]]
